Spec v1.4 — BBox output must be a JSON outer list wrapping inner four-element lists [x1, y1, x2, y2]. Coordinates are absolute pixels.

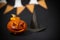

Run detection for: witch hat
[[28, 11, 47, 32]]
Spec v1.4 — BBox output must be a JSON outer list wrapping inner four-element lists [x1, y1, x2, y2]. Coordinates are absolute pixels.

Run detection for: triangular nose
[[14, 0, 23, 8], [29, 0, 38, 4]]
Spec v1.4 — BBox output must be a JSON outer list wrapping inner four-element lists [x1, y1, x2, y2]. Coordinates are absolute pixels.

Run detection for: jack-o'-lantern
[[7, 14, 27, 34]]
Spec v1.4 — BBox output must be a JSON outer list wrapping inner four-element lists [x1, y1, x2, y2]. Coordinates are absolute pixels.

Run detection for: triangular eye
[[6, 0, 15, 6], [21, 0, 30, 6]]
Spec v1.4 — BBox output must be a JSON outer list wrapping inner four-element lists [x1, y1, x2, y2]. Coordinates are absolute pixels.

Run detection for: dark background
[[0, 0, 59, 40]]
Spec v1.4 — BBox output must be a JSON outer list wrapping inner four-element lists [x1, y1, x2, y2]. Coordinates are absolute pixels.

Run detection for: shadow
[[10, 30, 33, 36]]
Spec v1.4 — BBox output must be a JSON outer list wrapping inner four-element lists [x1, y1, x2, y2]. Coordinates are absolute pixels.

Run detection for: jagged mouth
[[11, 23, 24, 31], [12, 28, 23, 31]]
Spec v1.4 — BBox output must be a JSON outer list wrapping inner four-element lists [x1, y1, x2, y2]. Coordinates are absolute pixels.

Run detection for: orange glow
[[7, 14, 27, 34]]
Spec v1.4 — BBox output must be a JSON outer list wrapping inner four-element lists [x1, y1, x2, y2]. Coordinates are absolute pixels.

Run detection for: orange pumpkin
[[7, 14, 27, 34]]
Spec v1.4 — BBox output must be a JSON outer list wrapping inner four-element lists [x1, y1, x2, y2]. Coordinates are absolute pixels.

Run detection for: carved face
[[7, 15, 27, 34]]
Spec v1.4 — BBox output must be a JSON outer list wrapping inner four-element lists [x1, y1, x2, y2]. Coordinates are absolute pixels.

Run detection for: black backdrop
[[0, 0, 59, 40]]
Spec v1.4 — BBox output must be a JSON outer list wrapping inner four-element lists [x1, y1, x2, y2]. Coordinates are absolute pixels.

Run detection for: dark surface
[[0, 0, 59, 40]]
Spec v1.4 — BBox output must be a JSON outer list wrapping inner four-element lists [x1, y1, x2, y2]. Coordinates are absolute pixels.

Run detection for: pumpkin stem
[[11, 14, 16, 17]]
